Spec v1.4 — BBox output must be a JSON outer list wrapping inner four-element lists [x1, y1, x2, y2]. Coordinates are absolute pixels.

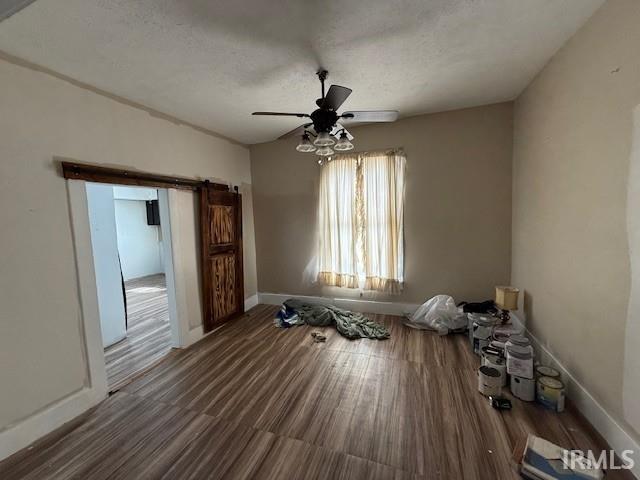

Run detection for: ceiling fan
[[252, 70, 398, 161]]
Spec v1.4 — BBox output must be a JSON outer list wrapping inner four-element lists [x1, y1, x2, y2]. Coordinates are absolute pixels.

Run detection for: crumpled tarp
[[277, 298, 390, 340]]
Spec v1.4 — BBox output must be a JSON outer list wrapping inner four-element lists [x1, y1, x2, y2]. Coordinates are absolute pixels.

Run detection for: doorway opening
[[85, 183, 178, 391]]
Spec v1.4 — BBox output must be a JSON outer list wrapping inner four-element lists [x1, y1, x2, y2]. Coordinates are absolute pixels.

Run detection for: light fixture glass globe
[[296, 133, 316, 152], [314, 131, 335, 147], [334, 132, 354, 151], [316, 146, 334, 156]]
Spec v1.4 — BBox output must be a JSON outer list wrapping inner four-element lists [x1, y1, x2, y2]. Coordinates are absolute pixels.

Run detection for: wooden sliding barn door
[[200, 181, 244, 332]]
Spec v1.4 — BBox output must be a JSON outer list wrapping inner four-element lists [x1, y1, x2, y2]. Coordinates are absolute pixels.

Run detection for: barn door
[[200, 181, 244, 332]]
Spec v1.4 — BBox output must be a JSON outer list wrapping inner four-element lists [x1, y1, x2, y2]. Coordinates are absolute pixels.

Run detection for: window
[[317, 149, 406, 293]]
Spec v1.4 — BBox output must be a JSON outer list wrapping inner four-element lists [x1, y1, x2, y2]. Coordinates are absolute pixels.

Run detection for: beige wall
[[0, 56, 257, 430], [512, 0, 640, 441], [250, 102, 513, 304]]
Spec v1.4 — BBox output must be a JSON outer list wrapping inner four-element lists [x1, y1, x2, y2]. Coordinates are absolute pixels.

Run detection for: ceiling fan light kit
[[252, 70, 398, 164]]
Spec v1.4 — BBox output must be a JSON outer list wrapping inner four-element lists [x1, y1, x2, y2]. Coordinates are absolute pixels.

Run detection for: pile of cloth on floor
[[274, 298, 390, 340]]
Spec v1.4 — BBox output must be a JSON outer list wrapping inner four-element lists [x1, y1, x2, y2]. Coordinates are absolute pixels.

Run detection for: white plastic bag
[[405, 295, 466, 335]]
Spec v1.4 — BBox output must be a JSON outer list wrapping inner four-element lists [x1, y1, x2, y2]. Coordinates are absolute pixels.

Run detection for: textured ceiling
[[0, 0, 603, 144]]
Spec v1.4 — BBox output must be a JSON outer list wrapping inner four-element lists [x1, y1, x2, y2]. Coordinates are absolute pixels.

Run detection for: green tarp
[[284, 299, 390, 340]]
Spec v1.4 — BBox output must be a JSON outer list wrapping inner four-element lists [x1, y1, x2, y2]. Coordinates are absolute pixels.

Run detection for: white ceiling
[[0, 0, 603, 144]]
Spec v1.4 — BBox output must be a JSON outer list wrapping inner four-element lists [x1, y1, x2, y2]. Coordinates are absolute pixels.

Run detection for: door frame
[[68, 180, 196, 396]]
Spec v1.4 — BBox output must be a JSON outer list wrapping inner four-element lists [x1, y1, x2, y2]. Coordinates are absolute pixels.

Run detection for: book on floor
[[520, 435, 604, 480]]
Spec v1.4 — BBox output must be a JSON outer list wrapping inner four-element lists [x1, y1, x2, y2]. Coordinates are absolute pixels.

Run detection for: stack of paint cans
[[535, 366, 565, 412]]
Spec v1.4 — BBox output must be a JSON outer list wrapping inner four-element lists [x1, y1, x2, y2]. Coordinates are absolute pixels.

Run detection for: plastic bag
[[404, 295, 467, 335]]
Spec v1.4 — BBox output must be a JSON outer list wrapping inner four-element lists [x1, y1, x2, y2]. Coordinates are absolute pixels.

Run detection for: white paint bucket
[[506, 343, 534, 379], [481, 347, 507, 387], [510, 375, 535, 402], [478, 365, 502, 397], [537, 376, 566, 412]]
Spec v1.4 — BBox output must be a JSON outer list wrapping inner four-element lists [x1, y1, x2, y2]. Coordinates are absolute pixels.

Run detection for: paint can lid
[[539, 376, 564, 389], [479, 365, 501, 377], [508, 334, 530, 346], [485, 354, 504, 366], [536, 366, 560, 378], [469, 313, 498, 326], [506, 344, 533, 360]]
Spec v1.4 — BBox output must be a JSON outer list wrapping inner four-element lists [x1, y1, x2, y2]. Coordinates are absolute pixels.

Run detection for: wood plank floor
[[1, 304, 631, 479], [104, 274, 172, 390]]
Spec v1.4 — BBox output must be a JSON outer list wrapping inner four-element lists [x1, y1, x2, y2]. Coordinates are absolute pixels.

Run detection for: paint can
[[478, 365, 502, 397], [510, 375, 535, 402], [537, 376, 566, 412], [535, 365, 560, 379], [470, 313, 498, 355], [481, 347, 507, 387], [506, 343, 534, 379]]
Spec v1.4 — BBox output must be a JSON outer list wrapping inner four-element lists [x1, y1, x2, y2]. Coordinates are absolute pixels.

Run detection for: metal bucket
[[536, 376, 566, 412], [478, 365, 502, 397]]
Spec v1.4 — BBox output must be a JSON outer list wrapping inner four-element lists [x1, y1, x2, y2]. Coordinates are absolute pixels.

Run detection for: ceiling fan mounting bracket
[[316, 69, 328, 83], [310, 108, 338, 133], [316, 69, 329, 105]]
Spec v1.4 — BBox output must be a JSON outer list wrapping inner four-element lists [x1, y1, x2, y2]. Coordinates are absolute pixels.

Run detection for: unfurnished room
[[0, 1, 639, 479]]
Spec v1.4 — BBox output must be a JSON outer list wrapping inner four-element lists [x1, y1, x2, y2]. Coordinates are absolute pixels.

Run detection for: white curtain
[[317, 149, 406, 293], [317, 155, 359, 288], [361, 150, 405, 293]]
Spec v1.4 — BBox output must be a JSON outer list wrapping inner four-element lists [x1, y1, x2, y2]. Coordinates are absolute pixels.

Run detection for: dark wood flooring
[[0, 304, 631, 479], [104, 274, 172, 390]]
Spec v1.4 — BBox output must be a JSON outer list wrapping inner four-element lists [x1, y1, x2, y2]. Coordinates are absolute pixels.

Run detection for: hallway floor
[[104, 273, 172, 390]]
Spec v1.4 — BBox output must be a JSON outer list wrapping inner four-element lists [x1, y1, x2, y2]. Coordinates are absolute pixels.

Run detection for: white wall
[[113, 186, 157, 201], [114, 195, 163, 281], [0, 54, 256, 459], [624, 104, 640, 433], [86, 184, 127, 348], [512, 0, 640, 461]]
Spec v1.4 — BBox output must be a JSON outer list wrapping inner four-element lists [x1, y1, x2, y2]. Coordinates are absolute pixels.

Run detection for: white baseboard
[[244, 294, 259, 311], [511, 316, 640, 478], [185, 295, 259, 346], [258, 292, 419, 316], [0, 387, 104, 461]]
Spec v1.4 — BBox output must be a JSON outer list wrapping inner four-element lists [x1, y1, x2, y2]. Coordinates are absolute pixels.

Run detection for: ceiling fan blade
[[331, 123, 354, 141], [341, 110, 399, 123], [278, 122, 313, 140], [321, 85, 352, 110], [253, 111, 310, 118]]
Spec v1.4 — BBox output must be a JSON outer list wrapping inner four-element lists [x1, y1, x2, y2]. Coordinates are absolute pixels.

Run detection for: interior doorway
[[85, 183, 178, 391]]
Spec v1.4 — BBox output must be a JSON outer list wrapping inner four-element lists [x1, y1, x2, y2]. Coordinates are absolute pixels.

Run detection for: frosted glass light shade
[[296, 134, 316, 152], [316, 146, 334, 156], [314, 131, 335, 146], [334, 133, 354, 151]]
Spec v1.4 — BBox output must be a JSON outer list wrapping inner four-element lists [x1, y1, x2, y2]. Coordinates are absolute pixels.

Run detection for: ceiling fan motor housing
[[310, 108, 338, 133]]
